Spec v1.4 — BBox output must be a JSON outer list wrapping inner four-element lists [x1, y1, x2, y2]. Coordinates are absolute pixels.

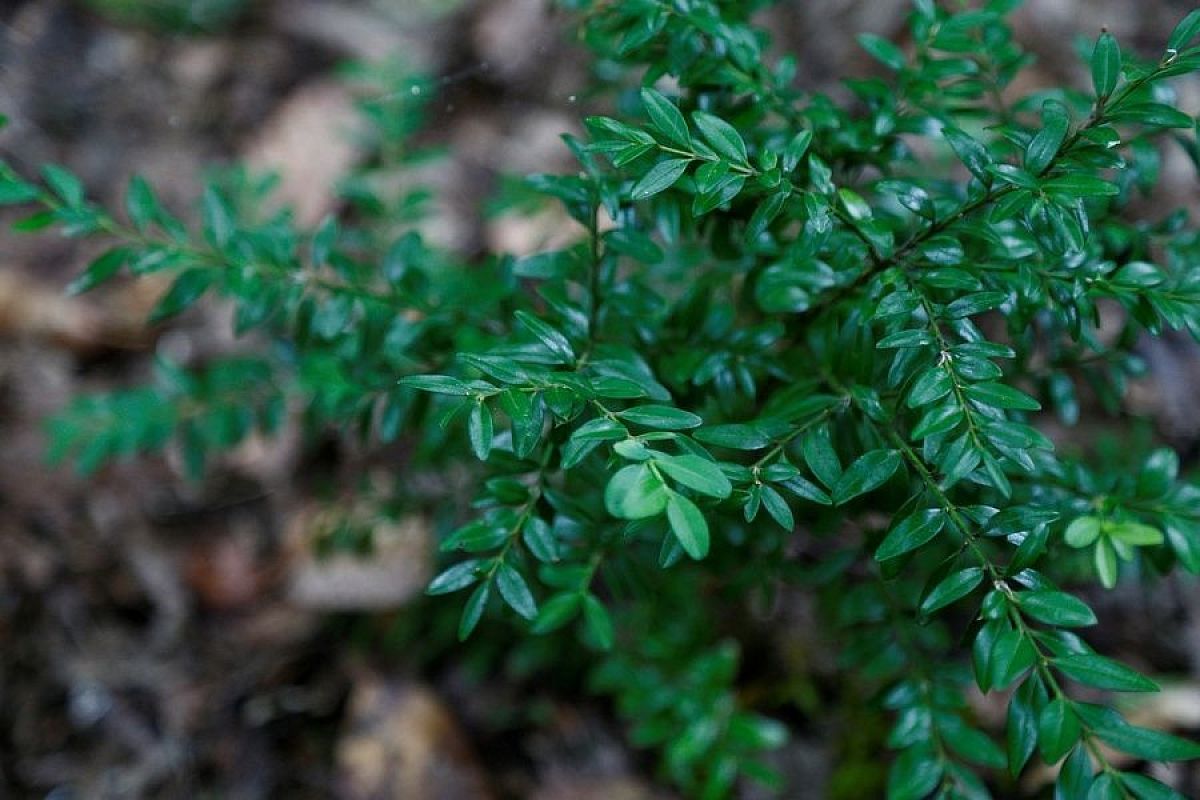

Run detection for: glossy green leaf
[[921, 567, 984, 614], [1055, 746, 1095, 799], [912, 405, 962, 439], [1065, 516, 1102, 548], [666, 491, 710, 559], [605, 463, 669, 519], [991, 628, 1037, 690], [1091, 32, 1121, 98], [515, 310, 575, 362], [1107, 521, 1164, 547], [1168, 9, 1200, 51], [694, 424, 771, 450], [691, 111, 748, 165], [468, 402, 493, 460], [1108, 102, 1194, 128], [942, 126, 992, 182], [877, 509, 945, 561], [778, 475, 832, 505], [631, 158, 691, 200], [1007, 680, 1039, 776], [442, 521, 508, 553], [427, 560, 481, 595], [760, 485, 794, 531], [745, 190, 789, 242], [945, 291, 1007, 318], [1138, 448, 1178, 496], [1025, 103, 1070, 174], [1043, 175, 1119, 197], [800, 425, 841, 489], [499, 389, 544, 458], [458, 583, 489, 640], [641, 87, 691, 148], [1018, 590, 1097, 627], [877, 329, 933, 349], [617, 404, 702, 430], [399, 374, 473, 395], [1089, 773, 1123, 800], [522, 517, 560, 563], [570, 417, 627, 442], [833, 449, 900, 504], [494, 563, 537, 620], [965, 381, 1041, 411], [1075, 704, 1200, 760], [887, 746, 943, 800], [654, 453, 732, 498], [782, 129, 813, 171], [1095, 537, 1119, 588], [1038, 698, 1080, 764], [613, 438, 651, 461], [1120, 772, 1187, 800], [943, 722, 1006, 768], [1054, 654, 1159, 693], [907, 367, 952, 407]]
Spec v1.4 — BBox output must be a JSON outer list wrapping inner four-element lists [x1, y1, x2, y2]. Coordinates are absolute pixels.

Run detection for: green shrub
[[7, 2, 1200, 797]]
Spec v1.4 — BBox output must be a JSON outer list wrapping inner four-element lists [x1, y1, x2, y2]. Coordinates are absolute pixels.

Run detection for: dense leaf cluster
[[7, 2, 1200, 797]]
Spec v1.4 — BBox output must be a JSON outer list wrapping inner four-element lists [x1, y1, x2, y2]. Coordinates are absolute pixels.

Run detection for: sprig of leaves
[[10, 2, 1200, 798]]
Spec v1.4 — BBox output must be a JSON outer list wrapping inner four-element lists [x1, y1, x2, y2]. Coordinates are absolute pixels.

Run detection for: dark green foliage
[[8, 2, 1200, 797]]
